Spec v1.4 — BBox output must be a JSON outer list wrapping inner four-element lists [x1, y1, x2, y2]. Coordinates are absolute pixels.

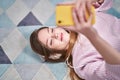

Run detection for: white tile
[[1, 28, 28, 63], [0, 7, 3, 15], [32, 64, 56, 80], [32, 0, 55, 24], [6, 0, 29, 25], [0, 65, 22, 80]]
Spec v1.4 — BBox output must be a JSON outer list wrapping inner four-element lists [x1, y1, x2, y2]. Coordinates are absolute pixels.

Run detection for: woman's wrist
[[82, 27, 98, 40]]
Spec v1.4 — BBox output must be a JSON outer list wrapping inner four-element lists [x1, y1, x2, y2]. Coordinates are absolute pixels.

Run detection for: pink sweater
[[72, 0, 120, 80]]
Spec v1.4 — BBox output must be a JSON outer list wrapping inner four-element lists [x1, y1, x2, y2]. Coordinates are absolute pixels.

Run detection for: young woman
[[30, 0, 120, 80]]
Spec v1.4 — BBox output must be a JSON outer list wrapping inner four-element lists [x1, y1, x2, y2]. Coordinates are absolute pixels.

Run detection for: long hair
[[30, 27, 68, 62], [30, 27, 84, 80]]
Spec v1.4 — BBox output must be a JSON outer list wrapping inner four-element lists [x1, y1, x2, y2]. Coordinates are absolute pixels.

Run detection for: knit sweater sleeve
[[73, 34, 120, 80], [74, 52, 120, 80]]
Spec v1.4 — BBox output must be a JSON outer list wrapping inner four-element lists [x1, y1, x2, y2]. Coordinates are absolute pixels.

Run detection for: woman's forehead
[[37, 28, 48, 45]]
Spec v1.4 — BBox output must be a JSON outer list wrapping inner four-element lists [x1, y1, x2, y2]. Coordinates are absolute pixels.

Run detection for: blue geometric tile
[[13, 45, 42, 64], [107, 8, 120, 18], [32, 0, 55, 24], [32, 64, 56, 80], [0, 64, 11, 77], [0, 13, 15, 28], [22, 0, 40, 9], [1, 28, 28, 63], [108, 0, 120, 18], [15, 64, 42, 80], [0, 27, 14, 43], [6, 0, 30, 26], [0, 7, 4, 15], [0, 46, 12, 64], [0, 0, 16, 10], [18, 25, 41, 40], [46, 62, 67, 80], [17, 12, 42, 26], [0, 65, 22, 80], [45, 13, 56, 26]]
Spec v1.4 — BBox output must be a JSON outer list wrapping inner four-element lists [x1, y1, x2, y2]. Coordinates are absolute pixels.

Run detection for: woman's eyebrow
[[46, 28, 49, 47], [47, 28, 50, 33], [46, 39, 48, 47]]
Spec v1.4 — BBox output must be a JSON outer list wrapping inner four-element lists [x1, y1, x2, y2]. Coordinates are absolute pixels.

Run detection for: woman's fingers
[[69, 0, 93, 33], [72, 8, 79, 27], [86, 1, 93, 25], [75, 0, 81, 11], [78, 2, 86, 24], [75, 1, 91, 24], [75, 0, 86, 23], [88, 13, 93, 25], [86, 1, 92, 15]]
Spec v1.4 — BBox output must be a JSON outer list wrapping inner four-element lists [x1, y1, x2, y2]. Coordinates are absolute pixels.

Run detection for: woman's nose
[[51, 33, 58, 39]]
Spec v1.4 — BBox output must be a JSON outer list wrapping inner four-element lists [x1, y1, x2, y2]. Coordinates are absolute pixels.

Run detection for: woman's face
[[38, 27, 70, 51]]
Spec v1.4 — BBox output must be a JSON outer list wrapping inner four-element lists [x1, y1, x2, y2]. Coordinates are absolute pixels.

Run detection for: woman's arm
[[65, 0, 120, 65], [76, 0, 120, 65], [86, 29, 120, 64]]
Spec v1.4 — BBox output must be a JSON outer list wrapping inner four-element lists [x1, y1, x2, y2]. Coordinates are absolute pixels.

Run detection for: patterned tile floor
[[0, 0, 120, 80]]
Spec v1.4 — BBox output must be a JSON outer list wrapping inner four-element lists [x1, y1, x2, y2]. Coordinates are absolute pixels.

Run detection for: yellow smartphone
[[56, 5, 95, 26]]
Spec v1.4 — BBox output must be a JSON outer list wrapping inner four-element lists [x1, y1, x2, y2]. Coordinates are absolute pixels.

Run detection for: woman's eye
[[51, 28, 53, 33], [50, 39, 52, 46]]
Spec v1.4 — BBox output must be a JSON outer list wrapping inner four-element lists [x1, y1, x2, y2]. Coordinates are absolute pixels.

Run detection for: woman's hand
[[72, 0, 120, 65], [64, 0, 98, 38], [61, 0, 104, 37]]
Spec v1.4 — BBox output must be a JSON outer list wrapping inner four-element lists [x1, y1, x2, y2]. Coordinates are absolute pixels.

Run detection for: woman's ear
[[49, 53, 62, 60]]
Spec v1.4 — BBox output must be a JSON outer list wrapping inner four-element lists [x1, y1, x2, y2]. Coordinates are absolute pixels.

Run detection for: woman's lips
[[61, 33, 63, 41]]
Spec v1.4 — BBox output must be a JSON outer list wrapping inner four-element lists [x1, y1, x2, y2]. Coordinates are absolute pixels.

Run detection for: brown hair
[[30, 27, 84, 80]]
